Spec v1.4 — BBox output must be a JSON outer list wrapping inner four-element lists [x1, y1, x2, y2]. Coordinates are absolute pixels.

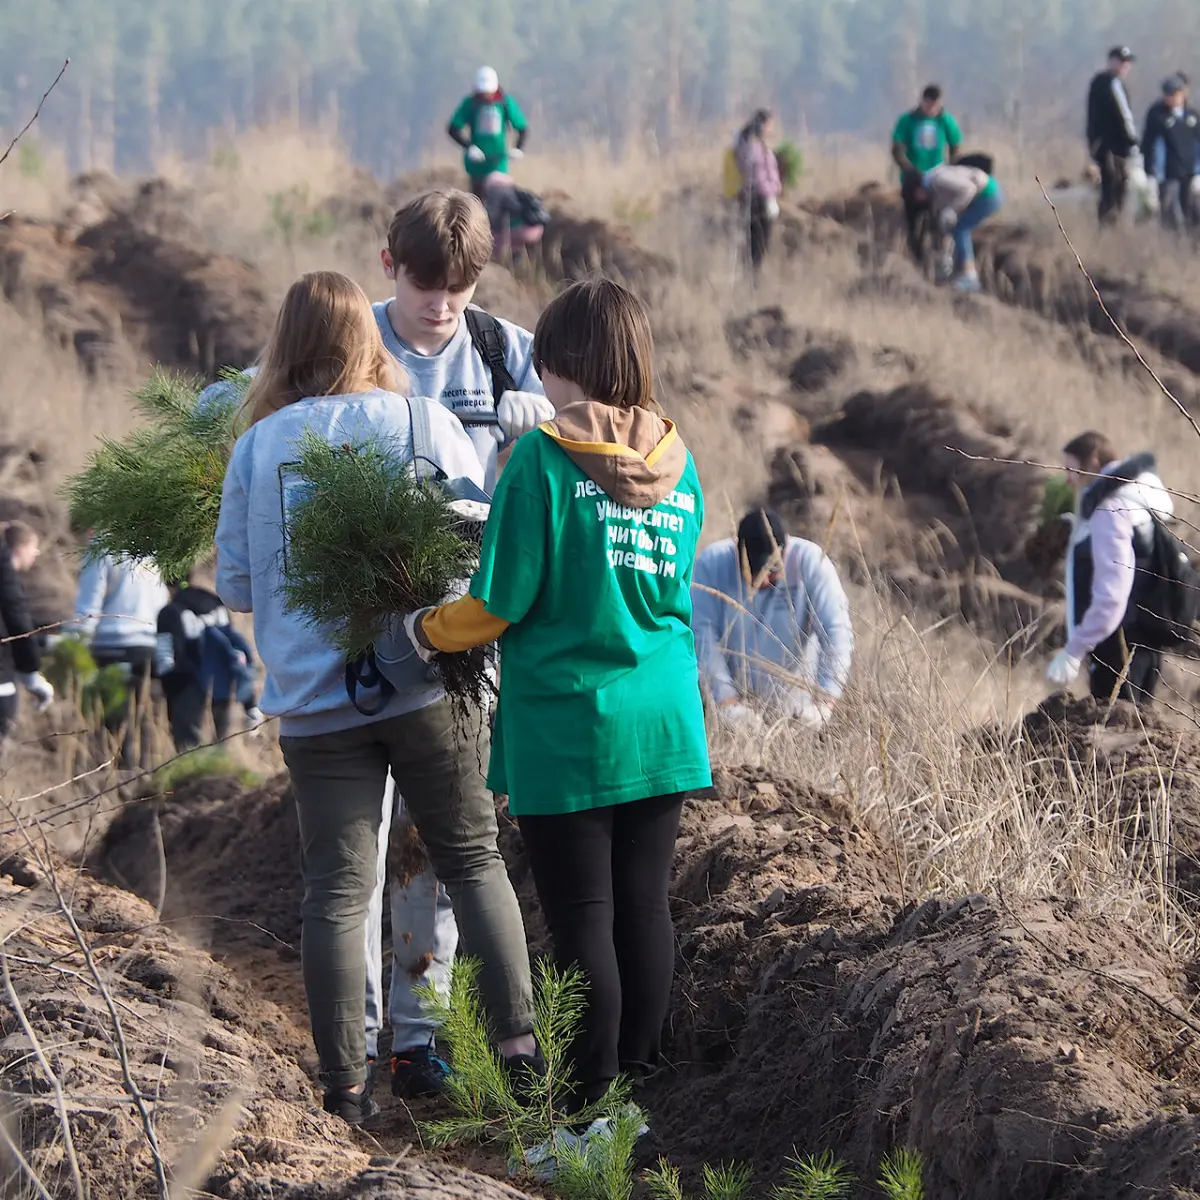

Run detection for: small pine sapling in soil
[[279, 431, 491, 709], [553, 1105, 643, 1200], [772, 1149, 855, 1200], [64, 367, 246, 581], [644, 1160, 685, 1200], [700, 1162, 754, 1200], [878, 1150, 926, 1200]]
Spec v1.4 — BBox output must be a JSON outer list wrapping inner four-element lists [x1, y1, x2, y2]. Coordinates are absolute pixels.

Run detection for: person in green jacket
[[405, 278, 711, 1164], [892, 84, 963, 260], [448, 66, 529, 199]]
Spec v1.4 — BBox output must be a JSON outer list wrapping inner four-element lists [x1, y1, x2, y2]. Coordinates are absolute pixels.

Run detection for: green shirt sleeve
[[504, 93, 528, 133], [943, 112, 963, 149], [469, 444, 547, 625], [450, 96, 474, 132], [891, 112, 912, 145]]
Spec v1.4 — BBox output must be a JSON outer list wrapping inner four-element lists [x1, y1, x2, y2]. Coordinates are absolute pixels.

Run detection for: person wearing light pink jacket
[[735, 109, 783, 272], [1047, 430, 1173, 705]]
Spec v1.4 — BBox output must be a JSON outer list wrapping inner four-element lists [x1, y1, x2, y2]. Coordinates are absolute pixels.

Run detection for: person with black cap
[[1087, 46, 1140, 225], [1143, 75, 1200, 230], [691, 508, 853, 732]]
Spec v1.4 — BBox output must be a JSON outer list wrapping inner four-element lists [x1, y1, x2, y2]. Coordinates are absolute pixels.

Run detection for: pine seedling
[[776, 141, 804, 190], [644, 1160, 686, 1200], [553, 1105, 642, 1200], [878, 1150, 925, 1200], [772, 1149, 855, 1200], [64, 367, 243, 580], [1040, 475, 1075, 525], [701, 1162, 754, 1200]]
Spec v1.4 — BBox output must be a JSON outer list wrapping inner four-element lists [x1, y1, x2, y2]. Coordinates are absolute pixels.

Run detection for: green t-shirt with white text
[[892, 108, 962, 173], [450, 92, 528, 178], [470, 429, 712, 816]]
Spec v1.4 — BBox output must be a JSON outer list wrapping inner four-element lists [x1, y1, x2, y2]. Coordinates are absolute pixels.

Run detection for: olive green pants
[[281, 699, 533, 1090]]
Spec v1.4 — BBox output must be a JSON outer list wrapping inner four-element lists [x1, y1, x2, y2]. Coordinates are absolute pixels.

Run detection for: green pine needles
[[64, 368, 245, 581], [878, 1150, 926, 1200]]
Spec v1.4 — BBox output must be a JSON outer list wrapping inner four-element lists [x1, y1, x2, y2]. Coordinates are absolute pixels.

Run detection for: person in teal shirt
[[448, 66, 529, 198], [892, 84, 963, 260], [405, 278, 711, 1168]]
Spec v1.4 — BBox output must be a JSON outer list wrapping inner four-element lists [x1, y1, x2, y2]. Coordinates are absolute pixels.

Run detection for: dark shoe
[[502, 1049, 546, 1103], [391, 1044, 451, 1098], [322, 1085, 381, 1127]]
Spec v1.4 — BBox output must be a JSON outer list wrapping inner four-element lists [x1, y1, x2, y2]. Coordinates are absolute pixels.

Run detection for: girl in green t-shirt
[[405, 278, 712, 1129]]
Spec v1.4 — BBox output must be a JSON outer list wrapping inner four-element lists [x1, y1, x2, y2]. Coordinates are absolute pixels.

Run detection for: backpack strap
[[464, 308, 517, 399], [406, 397, 445, 484]]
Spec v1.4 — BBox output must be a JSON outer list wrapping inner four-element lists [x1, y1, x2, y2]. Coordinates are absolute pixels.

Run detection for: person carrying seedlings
[[692, 508, 852, 734], [482, 171, 549, 262], [734, 108, 783, 273], [214, 270, 536, 1128], [156, 574, 264, 752], [1143, 75, 1200, 231], [901, 161, 1002, 292], [892, 85, 963, 260], [0, 522, 54, 744], [448, 66, 529, 199], [404, 278, 712, 1159], [375, 188, 552, 495], [67, 538, 169, 763], [1048, 431, 1187, 707]]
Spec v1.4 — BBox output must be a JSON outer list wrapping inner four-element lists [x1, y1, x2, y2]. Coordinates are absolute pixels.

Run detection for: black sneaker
[[322, 1085, 381, 1127], [391, 1044, 451, 1098], [502, 1049, 547, 1103]]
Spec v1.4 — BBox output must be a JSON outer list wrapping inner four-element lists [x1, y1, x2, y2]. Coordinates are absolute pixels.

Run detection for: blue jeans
[[954, 183, 1003, 269]]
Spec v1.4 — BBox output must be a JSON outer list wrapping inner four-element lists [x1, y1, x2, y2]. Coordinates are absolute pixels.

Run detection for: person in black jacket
[[1087, 46, 1140, 225], [1143, 76, 1200, 230], [0, 522, 54, 742], [156, 575, 262, 752]]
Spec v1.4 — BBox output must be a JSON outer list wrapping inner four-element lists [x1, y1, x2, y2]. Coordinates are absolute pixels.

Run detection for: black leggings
[[1089, 631, 1161, 706], [518, 793, 683, 1106]]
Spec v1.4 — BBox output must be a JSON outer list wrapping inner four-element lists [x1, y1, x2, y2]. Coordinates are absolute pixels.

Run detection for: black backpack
[[464, 308, 516, 399], [1126, 517, 1200, 649]]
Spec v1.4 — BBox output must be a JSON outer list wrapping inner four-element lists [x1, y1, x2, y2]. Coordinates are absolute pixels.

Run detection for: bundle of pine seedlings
[[64, 368, 248, 581], [280, 431, 491, 708]]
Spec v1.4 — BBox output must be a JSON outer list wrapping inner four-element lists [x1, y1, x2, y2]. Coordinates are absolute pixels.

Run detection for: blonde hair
[[533, 278, 656, 410], [242, 272, 405, 428]]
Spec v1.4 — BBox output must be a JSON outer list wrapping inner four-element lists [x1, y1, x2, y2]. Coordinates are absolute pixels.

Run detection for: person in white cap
[[448, 66, 529, 199]]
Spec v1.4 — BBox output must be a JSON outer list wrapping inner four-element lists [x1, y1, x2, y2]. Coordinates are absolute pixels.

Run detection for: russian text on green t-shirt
[[469, 429, 712, 816], [450, 93, 528, 177], [892, 109, 962, 173]]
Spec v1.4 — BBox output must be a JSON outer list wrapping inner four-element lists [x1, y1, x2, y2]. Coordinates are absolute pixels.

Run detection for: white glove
[[1145, 179, 1161, 213], [508, 147, 524, 161], [765, 196, 780, 220], [938, 206, 958, 230], [403, 608, 439, 664], [496, 390, 555, 442], [244, 707, 266, 737], [1128, 160, 1149, 193], [19, 672, 54, 712], [466, 145, 486, 164], [718, 702, 762, 733], [1046, 650, 1083, 687], [786, 689, 832, 730], [1190, 176, 1200, 198]]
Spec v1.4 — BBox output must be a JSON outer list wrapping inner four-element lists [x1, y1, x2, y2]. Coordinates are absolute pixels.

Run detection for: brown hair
[[386, 190, 493, 290], [3, 520, 36, 552], [1062, 430, 1116, 473], [533, 278, 656, 410], [243, 272, 403, 428]]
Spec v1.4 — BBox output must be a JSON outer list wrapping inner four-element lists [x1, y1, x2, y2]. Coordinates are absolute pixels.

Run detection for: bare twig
[[0, 945, 87, 1200], [0, 1115, 56, 1200], [1035, 176, 1200, 444], [0, 59, 70, 222]]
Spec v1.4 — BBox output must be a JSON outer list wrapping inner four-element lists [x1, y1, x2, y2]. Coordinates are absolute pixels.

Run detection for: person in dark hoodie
[[1048, 431, 1173, 705], [1086, 46, 1140, 225], [1143, 75, 1200, 230], [404, 278, 712, 1172], [0, 522, 54, 744]]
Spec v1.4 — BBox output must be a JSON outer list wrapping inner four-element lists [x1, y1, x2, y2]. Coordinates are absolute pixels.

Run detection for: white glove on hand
[[1190, 176, 1200, 198], [19, 672, 54, 712], [786, 689, 833, 730], [496, 390, 555, 442], [718, 702, 763, 734], [244, 707, 266, 737], [508, 147, 524, 161], [403, 609, 439, 664], [466, 145, 486, 164], [1046, 650, 1083, 687], [765, 196, 780, 220], [938, 206, 958, 231]]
